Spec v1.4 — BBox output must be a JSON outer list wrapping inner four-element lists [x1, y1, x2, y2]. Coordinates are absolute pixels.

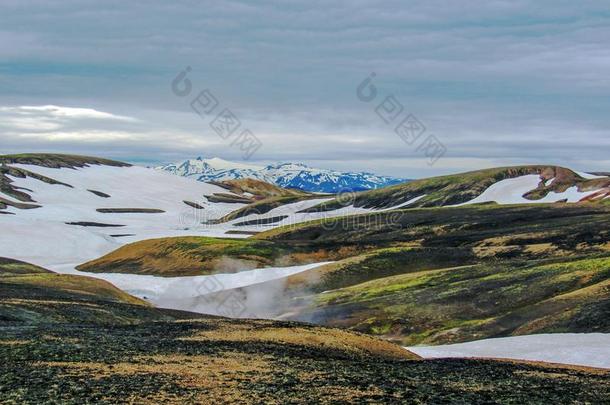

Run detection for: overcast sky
[[1, 0, 609, 178]]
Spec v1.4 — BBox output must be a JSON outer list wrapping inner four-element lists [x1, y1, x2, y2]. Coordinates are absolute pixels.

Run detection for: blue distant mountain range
[[157, 157, 407, 193]]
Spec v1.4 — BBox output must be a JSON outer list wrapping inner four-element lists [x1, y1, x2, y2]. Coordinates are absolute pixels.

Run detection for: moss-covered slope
[[75, 236, 349, 276], [300, 165, 609, 211], [0, 258, 193, 325], [290, 255, 610, 345]]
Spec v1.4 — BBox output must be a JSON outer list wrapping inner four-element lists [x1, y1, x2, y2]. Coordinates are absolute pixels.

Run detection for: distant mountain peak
[[157, 157, 406, 193], [266, 162, 312, 171]]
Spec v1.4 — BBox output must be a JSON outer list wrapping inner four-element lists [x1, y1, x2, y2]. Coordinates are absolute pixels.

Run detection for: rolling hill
[[2, 153, 610, 374], [299, 165, 610, 212], [2, 263, 608, 403], [0, 257, 192, 324], [3, 154, 609, 270], [76, 202, 610, 348], [1, 153, 609, 403], [245, 203, 610, 344]]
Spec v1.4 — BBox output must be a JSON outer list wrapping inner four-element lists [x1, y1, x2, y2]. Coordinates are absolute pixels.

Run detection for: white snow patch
[[50, 261, 332, 316], [382, 195, 426, 210], [407, 333, 610, 369], [203, 157, 264, 171], [0, 163, 403, 270], [457, 175, 602, 205], [575, 171, 608, 180], [224, 197, 371, 232], [0, 164, 245, 267], [223, 195, 426, 233]]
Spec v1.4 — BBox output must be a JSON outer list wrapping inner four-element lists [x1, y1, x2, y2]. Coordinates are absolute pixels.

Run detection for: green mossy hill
[[291, 254, 610, 345], [0, 258, 52, 276], [257, 203, 610, 249], [76, 235, 371, 277], [236, 203, 610, 344], [210, 178, 308, 199], [76, 237, 294, 276], [282, 247, 478, 294], [0, 257, 196, 325], [299, 165, 610, 211]]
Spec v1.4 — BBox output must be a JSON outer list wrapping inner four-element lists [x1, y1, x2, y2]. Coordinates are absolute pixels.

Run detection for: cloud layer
[[0, 1, 608, 177]]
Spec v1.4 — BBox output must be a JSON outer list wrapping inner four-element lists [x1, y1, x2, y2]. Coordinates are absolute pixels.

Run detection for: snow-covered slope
[[0, 159, 402, 270], [3, 160, 608, 271], [157, 157, 406, 193], [2, 158, 607, 269], [219, 194, 426, 234], [0, 157, 341, 318], [457, 175, 607, 205], [408, 333, 610, 369], [0, 162, 245, 266]]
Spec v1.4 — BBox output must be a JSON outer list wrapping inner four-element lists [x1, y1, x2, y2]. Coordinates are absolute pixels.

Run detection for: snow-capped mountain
[[157, 157, 406, 193]]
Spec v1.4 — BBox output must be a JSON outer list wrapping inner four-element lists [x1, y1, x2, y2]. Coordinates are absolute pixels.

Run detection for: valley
[[2, 257, 609, 403], [1, 153, 609, 403]]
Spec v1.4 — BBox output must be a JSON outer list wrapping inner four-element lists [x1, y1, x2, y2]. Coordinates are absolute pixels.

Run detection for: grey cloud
[[0, 1, 608, 177]]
